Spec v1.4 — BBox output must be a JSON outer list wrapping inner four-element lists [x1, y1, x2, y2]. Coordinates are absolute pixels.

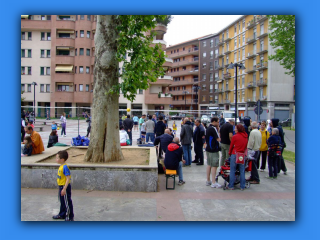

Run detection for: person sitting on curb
[[119, 126, 129, 146], [25, 126, 44, 155], [21, 136, 33, 157], [47, 130, 59, 148], [164, 137, 186, 186]]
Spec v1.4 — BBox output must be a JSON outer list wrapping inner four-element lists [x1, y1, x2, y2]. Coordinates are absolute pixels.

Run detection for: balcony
[[246, 34, 257, 44], [218, 88, 225, 93], [55, 55, 74, 65], [150, 75, 173, 86], [53, 90, 74, 102], [224, 49, 231, 55], [189, 67, 199, 75], [256, 45, 268, 55], [257, 78, 268, 86], [246, 65, 257, 74], [217, 52, 224, 58], [257, 15, 268, 23], [247, 82, 257, 88], [54, 73, 74, 82], [170, 90, 192, 96], [56, 37, 75, 48], [56, 20, 75, 29], [257, 62, 268, 70], [160, 93, 172, 98], [246, 50, 257, 59], [21, 19, 52, 30], [223, 73, 231, 79], [217, 78, 223, 83], [217, 39, 225, 46], [169, 70, 188, 77], [260, 95, 268, 101], [246, 98, 256, 102], [257, 30, 268, 39], [224, 88, 231, 92], [224, 99, 231, 104], [172, 100, 192, 105], [224, 36, 231, 42], [224, 62, 230, 68], [145, 93, 172, 105], [172, 57, 198, 67], [215, 77, 220, 82], [247, 19, 257, 29], [218, 64, 224, 70], [163, 58, 173, 69], [168, 47, 199, 58]]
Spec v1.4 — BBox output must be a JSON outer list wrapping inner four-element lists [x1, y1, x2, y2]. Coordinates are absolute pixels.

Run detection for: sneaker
[[260, 169, 264, 172], [265, 176, 274, 180], [206, 181, 212, 186], [240, 188, 245, 191], [52, 215, 65, 220], [283, 172, 287, 175], [64, 135, 67, 137], [65, 218, 74, 221], [191, 160, 198, 163], [178, 180, 186, 186], [226, 187, 234, 190], [211, 182, 222, 188], [273, 176, 278, 179]]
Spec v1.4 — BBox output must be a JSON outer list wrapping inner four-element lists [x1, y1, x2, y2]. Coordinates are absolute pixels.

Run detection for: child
[[141, 121, 146, 144], [21, 136, 33, 157], [51, 121, 57, 131], [172, 121, 177, 136], [52, 150, 74, 221], [27, 120, 34, 129]]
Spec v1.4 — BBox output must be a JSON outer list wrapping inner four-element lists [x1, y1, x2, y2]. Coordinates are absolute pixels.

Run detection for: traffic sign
[[254, 106, 263, 115]]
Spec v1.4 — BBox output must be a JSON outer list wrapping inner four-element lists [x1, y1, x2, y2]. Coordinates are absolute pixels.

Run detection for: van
[[222, 111, 240, 124]]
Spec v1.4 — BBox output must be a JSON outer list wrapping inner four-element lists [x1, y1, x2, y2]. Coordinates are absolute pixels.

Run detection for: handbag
[[236, 151, 246, 164]]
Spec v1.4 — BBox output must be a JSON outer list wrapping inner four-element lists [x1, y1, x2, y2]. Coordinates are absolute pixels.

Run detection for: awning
[[55, 65, 73, 72], [56, 46, 71, 50], [57, 30, 74, 34], [21, 15, 29, 19]]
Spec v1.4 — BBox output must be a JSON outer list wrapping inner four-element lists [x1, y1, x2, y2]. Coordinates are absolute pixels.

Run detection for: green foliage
[[155, 15, 173, 26], [267, 15, 295, 77], [110, 15, 167, 102]]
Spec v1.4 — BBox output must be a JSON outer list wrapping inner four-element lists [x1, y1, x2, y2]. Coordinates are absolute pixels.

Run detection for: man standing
[[192, 119, 205, 165], [219, 114, 225, 127], [139, 114, 146, 138], [25, 126, 44, 155], [123, 114, 133, 146], [164, 137, 186, 186], [154, 129, 174, 156], [205, 117, 221, 188], [219, 119, 235, 167], [247, 121, 262, 184], [180, 117, 193, 167], [270, 118, 287, 175], [145, 115, 155, 143]]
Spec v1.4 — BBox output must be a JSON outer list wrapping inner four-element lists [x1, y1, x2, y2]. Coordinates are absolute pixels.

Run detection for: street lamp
[[182, 90, 189, 113], [227, 62, 245, 124], [191, 80, 206, 117], [31, 82, 37, 119]]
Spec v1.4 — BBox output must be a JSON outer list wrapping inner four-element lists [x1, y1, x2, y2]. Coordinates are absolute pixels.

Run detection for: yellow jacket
[[259, 129, 270, 151]]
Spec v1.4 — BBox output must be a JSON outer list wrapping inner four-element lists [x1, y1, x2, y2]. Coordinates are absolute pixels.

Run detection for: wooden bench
[[34, 126, 43, 132], [165, 169, 177, 190]]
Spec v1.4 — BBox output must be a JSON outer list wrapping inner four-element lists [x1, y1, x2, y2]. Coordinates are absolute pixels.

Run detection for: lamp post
[[191, 80, 206, 117], [227, 62, 245, 124], [31, 82, 37, 119]]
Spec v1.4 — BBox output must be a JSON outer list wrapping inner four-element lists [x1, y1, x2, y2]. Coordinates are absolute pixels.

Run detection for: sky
[[165, 15, 242, 46]]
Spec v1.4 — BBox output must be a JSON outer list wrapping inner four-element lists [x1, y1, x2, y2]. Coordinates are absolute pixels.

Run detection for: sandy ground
[[39, 148, 150, 165]]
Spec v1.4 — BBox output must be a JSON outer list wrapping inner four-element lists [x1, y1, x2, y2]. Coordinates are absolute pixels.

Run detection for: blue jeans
[[182, 144, 192, 166], [146, 133, 155, 143], [177, 161, 183, 181], [229, 154, 246, 189]]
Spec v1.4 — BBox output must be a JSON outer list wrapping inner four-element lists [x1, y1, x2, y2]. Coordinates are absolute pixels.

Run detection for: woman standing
[[258, 121, 270, 172], [228, 124, 248, 190], [60, 112, 67, 137]]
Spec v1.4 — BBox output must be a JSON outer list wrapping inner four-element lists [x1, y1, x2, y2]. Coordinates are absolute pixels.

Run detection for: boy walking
[[53, 150, 74, 221]]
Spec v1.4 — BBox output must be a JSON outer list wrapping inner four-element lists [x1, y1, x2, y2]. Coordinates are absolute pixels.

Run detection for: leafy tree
[[84, 15, 167, 163], [267, 15, 295, 77]]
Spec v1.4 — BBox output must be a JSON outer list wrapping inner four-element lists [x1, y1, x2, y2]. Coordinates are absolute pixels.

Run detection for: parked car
[[280, 118, 291, 127], [201, 115, 209, 124], [171, 114, 185, 120]]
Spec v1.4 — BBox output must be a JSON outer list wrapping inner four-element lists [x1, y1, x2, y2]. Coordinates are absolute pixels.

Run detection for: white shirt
[[119, 130, 129, 143]]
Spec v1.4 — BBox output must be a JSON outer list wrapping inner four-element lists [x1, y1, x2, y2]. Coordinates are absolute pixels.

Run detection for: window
[[40, 67, 44, 75], [215, 95, 218, 102], [75, 67, 77, 73], [234, 38, 237, 48], [79, 84, 83, 91], [253, 72, 256, 83], [203, 41, 206, 47], [202, 95, 206, 102], [215, 38, 218, 47], [210, 73, 213, 82], [253, 43, 257, 54], [41, 15, 46, 20], [40, 84, 44, 92], [47, 32, 51, 40], [239, 22, 241, 34], [76, 31, 78, 38], [41, 32, 45, 40], [242, 75, 245, 88], [214, 60, 218, 69], [215, 72, 218, 81], [239, 36, 241, 48], [27, 84, 31, 92], [21, 32, 25, 40], [75, 49, 77, 56], [202, 84, 206, 90], [202, 63, 206, 69], [47, 50, 50, 58], [80, 48, 84, 55], [215, 49, 218, 58], [28, 32, 32, 40], [215, 83, 218, 90], [183, 47, 185, 51], [79, 66, 84, 73], [86, 49, 90, 56], [40, 49, 44, 58], [203, 52, 206, 58], [234, 52, 237, 62], [57, 85, 70, 91], [226, 29, 229, 38], [80, 30, 84, 38], [226, 43, 229, 51], [242, 48, 245, 60], [210, 62, 213, 70], [80, 15, 84, 20], [210, 50, 213, 59], [86, 67, 90, 74], [28, 67, 32, 75], [234, 25, 237, 35], [87, 15, 91, 21], [46, 67, 50, 75], [202, 74, 206, 80], [238, 50, 241, 62], [86, 84, 89, 92], [139, 89, 143, 94], [210, 39, 213, 47], [242, 90, 245, 102], [87, 31, 90, 38], [242, 19, 245, 31], [242, 34, 245, 46], [74, 84, 77, 91], [47, 15, 51, 20], [21, 84, 25, 92], [21, 67, 25, 75]]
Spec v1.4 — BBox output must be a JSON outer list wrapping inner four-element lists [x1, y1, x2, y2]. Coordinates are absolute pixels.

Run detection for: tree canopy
[[267, 15, 295, 77]]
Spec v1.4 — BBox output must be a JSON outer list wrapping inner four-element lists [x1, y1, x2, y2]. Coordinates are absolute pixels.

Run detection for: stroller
[[215, 156, 252, 190]]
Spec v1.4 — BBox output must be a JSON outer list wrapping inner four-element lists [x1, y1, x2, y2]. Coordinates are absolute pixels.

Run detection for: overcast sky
[[165, 15, 242, 46]]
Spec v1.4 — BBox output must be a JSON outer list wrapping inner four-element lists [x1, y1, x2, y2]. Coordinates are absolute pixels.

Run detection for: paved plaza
[[21, 119, 295, 221]]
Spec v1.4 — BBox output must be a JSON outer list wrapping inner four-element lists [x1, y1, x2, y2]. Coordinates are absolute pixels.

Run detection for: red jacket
[[229, 131, 248, 156]]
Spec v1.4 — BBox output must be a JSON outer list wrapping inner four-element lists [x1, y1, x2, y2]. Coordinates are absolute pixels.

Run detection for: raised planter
[[21, 146, 158, 192]]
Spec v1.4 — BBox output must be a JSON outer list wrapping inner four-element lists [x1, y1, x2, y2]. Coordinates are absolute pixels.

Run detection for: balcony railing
[[256, 45, 268, 54], [215, 77, 220, 81], [247, 82, 257, 88], [246, 50, 257, 59], [217, 52, 224, 58], [247, 19, 257, 29], [246, 34, 257, 44], [257, 78, 268, 86], [218, 88, 225, 93], [246, 98, 256, 102], [246, 65, 257, 73], [217, 39, 225, 46], [257, 30, 268, 39], [224, 99, 231, 104], [193, 78, 199, 82], [218, 64, 224, 70], [257, 15, 268, 22], [160, 93, 172, 98], [256, 62, 268, 70], [224, 49, 231, 55], [260, 95, 268, 101], [225, 36, 231, 42], [224, 88, 231, 92], [223, 73, 231, 79]]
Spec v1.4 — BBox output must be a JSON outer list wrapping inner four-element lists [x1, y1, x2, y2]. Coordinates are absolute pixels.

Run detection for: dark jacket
[[47, 135, 58, 148], [219, 117, 225, 127], [155, 121, 166, 136], [193, 124, 205, 145], [180, 121, 193, 145], [271, 118, 285, 147], [123, 118, 133, 131], [267, 134, 282, 146], [164, 142, 183, 170], [243, 118, 251, 137], [154, 133, 173, 153], [205, 124, 220, 153], [23, 144, 33, 156]]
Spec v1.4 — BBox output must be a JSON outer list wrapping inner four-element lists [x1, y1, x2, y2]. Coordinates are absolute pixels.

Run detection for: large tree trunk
[[84, 15, 124, 163]]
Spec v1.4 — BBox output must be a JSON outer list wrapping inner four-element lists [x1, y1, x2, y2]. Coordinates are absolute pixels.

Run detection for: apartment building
[[166, 38, 203, 111], [214, 15, 294, 120], [21, 15, 171, 118]]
